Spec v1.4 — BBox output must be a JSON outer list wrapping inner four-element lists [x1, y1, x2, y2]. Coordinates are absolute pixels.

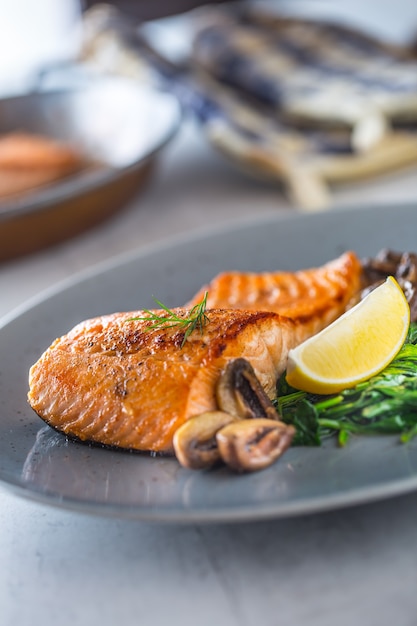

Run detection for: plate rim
[[1, 464, 417, 523]]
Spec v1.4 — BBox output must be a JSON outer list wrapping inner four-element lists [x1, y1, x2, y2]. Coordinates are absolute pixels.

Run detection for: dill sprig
[[128, 292, 209, 348]]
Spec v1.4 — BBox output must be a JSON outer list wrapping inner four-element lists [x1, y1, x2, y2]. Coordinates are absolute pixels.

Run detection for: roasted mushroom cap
[[216, 418, 295, 473], [173, 410, 237, 470], [216, 358, 279, 421]]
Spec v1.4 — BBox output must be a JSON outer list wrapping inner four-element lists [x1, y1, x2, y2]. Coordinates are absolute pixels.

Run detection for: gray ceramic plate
[[1, 203, 417, 522]]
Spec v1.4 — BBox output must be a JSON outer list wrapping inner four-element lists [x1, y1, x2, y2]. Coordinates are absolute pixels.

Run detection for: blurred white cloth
[[0, 0, 82, 96]]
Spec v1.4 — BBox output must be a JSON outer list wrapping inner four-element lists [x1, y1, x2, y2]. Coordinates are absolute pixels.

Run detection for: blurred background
[[1, 0, 417, 259]]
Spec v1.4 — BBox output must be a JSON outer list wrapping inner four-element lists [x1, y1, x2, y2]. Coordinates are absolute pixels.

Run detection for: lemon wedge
[[285, 276, 410, 394]]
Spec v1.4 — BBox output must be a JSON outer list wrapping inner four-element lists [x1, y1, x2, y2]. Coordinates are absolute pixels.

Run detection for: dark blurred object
[[82, 0, 232, 22], [193, 8, 417, 126]]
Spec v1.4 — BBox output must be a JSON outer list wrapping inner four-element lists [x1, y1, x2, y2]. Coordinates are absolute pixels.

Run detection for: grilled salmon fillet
[[187, 251, 362, 333], [28, 308, 308, 454]]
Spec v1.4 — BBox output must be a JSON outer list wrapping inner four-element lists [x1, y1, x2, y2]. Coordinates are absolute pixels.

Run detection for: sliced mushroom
[[361, 248, 403, 284], [395, 254, 417, 321], [216, 418, 295, 473], [397, 252, 417, 283], [173, 410, 237, 470], [216, 358, 279, 421]]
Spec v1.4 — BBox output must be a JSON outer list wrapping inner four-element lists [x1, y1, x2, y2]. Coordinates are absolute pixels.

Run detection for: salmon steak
[[187, 251, 362, 332], [27, 251, 362, 454], [28, 309, 305, 454]]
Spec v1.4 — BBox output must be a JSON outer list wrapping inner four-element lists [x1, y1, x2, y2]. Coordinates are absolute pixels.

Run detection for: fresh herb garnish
[[276, 322, 417, 446], [128, 292, 209, 348]]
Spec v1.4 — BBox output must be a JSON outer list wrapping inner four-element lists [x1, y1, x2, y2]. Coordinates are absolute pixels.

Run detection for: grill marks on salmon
[[27, 251, 363, 454], [187, 251, 362, 334]]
